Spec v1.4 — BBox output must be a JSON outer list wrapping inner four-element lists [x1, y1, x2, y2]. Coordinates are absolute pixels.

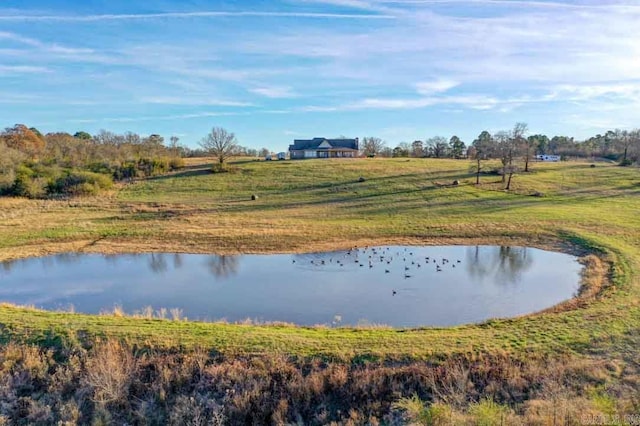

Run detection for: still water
[[0, 246, 582, 327]]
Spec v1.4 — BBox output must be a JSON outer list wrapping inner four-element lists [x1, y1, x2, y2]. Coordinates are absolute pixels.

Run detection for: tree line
[[360, 127, 640, 166], [0, 124, 185, 198]]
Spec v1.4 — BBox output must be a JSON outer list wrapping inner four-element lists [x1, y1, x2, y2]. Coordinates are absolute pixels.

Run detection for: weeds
[[0, 338, 637, 425]]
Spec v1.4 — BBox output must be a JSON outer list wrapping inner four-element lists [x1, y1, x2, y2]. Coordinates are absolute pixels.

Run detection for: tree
[[200, 127, 239, 165], [259, 147, 270, 158], [495, 123, 525, 190], [471, 131, 493, 185], [411, 140, 424, 158], [361, 137, 386, 157], [512, 123, 529, 172], [169, 136, 180, 157], [392, 143, 410, 157], [449, 136, 466, 159], [529, 134, 549, 155], [1, 124, 46, 158], [74, 131, 92, 140], [614, 129, 638, 165], [0, 140, 25, 192], [426, 136, 449, 158]]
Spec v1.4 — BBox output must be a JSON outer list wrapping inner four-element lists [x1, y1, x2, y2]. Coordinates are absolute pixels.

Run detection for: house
[[288, 137, 359, 159], [535, 154, 561, 162]]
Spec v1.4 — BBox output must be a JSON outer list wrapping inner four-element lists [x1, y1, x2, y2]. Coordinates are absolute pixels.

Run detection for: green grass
[[0, 158, 639, 360]]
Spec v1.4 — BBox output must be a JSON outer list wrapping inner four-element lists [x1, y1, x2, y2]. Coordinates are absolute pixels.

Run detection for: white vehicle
[[535, 154, 560, 162], [277, 152, 287, 160], [265, 154, 272, 161]]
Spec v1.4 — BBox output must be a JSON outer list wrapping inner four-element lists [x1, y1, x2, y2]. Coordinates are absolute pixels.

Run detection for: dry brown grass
[[0, 338, 636, 425]]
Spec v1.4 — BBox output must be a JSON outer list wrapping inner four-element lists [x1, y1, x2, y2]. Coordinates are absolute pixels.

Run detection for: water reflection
[[0, 246, 581, 327], [466, 246, 534, 285], [205, 255, 239, 278]]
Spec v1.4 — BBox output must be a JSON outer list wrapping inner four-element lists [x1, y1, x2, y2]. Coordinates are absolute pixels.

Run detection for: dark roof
[[289, 137, 358, 151]]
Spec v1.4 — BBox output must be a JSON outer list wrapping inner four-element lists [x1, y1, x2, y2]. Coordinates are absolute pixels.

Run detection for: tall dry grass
[[0, 337, 637, 425]]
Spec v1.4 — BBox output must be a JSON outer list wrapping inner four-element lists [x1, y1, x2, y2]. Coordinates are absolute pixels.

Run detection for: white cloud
[[137, 96, 253, 107], [0, 65, 51, 74], [249, 86, 297, 98], [0, 11, 395, 22], [415, 79, 459, 95]]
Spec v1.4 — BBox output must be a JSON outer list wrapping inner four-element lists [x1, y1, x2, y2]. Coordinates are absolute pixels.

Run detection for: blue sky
[[1, 0, 639, 149]]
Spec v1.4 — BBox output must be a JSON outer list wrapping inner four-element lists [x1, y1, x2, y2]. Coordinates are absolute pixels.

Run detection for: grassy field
[[0, 157, 638, 361], [1, 157, 639, 423]]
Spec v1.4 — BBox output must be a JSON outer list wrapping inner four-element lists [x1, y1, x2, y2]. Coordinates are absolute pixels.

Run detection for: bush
[[113, 162, 138, 181], [169, 157, 185, 170], [468, 398, 510, 426], [48, 170, 113, 196], [619, 158, 633, 167], [137, 158, 170, 177], [10, 164, 48, 198]]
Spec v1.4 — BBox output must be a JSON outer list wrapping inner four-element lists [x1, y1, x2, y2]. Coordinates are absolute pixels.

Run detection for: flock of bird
[[293, 246, 463, 296]]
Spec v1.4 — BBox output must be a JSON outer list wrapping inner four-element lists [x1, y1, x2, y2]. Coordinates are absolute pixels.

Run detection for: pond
[[0, 246, 582, 327]]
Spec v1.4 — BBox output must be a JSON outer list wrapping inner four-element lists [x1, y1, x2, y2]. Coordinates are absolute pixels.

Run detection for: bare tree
[[361, 137, 386, 157], [494, 131, 512, 184], [496, 123, 525, 190], [426, 136, 449, 158], [471, 131, 493, 185], [199, 127, 239, 165], [615, 129, 638, 165]]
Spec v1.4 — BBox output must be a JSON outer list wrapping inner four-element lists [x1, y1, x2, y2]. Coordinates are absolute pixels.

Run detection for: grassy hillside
[[1, 158, 639, 423], [0, 158, 638, 360]]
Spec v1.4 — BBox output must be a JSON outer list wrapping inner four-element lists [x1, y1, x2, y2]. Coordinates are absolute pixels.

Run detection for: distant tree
[[361, 137, 386, 157], [379, 146, 393, 158], [0, 124, 46, 158], [0, 140, 25, 191], [411, 140, 424, 158], [511, 123, 529, 172], [471, 131, 493, 185], [529, 134, 549, 155], [426, 136, 449, 158], [449, 136, 466, 159], [200, 127, 239, 165], [29, 127, 44, 139], [259, 147, 270, 158], [614, 129, 638, 165], [392, 143, 410, 157], [169, 136, 180, 156], [74, 131, 92, 140], [496, 123, 525, 190]]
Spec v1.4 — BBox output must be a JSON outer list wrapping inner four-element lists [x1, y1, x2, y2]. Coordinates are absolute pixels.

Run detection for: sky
[[1, 0, 640, 150]]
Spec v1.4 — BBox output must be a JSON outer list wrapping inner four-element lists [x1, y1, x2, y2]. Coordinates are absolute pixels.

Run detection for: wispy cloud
[[249, 86, 297, 98], [137, 96, 253, 107], [0, 65, 51, 74], [415, 80, 459, 95], [0, 11, 395, 22]]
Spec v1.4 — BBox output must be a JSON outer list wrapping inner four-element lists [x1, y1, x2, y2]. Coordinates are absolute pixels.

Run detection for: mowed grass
[[0, 158, 639, 360]]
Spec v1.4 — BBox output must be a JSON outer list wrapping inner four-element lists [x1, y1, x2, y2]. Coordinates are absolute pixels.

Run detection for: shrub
[[394, 396, 451, 425], [137, 158, 170, 177], [11, 165, 48, 198], [169, 157, 185, 170], [84, 340, 136, 406], [48, 170, 113, 196], [113, 162, 138, 181], [468, 398, 510, 426]]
